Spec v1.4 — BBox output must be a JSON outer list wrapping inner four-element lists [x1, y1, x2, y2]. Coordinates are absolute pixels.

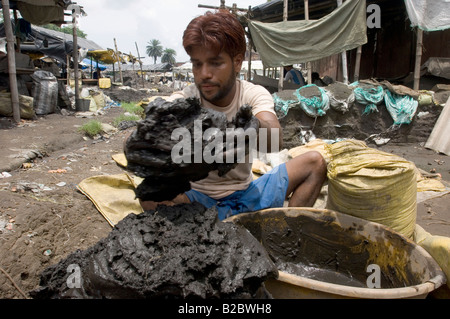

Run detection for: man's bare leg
[[285, 151, 327, 207]]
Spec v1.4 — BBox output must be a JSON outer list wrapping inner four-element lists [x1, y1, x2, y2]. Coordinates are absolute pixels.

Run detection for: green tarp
[[248, 0, 367, 67]]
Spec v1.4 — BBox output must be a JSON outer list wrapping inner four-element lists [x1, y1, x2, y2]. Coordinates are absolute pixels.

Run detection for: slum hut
[[247, 0, 450, 89], [0, 1, 104, 121]]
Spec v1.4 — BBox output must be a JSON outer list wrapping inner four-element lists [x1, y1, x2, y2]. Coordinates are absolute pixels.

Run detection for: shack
[[246, 0, 450, 89]]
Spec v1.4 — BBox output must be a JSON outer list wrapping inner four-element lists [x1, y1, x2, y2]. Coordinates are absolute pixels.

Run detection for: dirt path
[[0, 87, 449, 299], [0, 106, 132, 298]]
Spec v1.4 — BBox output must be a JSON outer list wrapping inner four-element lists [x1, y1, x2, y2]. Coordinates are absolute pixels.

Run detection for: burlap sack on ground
[[325, 139, 417, 239]]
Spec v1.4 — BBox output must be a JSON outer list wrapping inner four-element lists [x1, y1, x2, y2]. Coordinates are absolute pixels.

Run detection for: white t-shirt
[[166, 79, 276, 199]]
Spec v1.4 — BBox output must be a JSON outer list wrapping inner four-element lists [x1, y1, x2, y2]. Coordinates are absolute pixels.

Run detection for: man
[[284, 65, 306, 86], [139, 10, 327, 220]]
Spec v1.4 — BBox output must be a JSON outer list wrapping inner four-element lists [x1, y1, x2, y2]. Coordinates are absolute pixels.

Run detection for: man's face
[[190, 46, 243, 107]]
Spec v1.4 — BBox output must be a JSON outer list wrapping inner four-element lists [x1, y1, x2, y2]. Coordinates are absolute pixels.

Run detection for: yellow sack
[[98, 78, 111, 89], [91, 91, 106, 109], [252, 158, 272, 175], [288, 139, 330, 164], [325, 139, 417, 239], [0, 92, 35, 119], [88, 96, 97, 112], [77, 173, 143, 227], [414, 224, 450, 292], [415, 167, 447, 192], [111, 153, 128, 167]]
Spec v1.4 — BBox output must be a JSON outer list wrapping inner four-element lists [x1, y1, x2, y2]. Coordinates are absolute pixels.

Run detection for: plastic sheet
[[31, 70, 58, 115], [273, 93, 296, 118], [294, 84, 330, 118], [352, 83, 384, 114], [384, 90, 418, 125]]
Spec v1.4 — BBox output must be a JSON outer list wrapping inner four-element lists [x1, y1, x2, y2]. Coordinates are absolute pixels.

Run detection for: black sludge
[[30, 202, 277, 299], [124, 97, 239, 201], [124, 97, 260, 202]]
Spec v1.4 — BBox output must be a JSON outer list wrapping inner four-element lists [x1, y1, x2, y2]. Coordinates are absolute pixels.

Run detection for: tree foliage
[[42, 24, 87, 39], [146, 39, 163, 64], [161, 48, 177, 64]]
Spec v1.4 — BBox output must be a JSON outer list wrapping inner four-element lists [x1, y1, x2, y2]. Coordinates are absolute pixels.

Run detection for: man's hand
[[233, 104, 260, 131], [139, 193, 190, 211], [140, 199, 175, 211], [219, 105, 260, 170]]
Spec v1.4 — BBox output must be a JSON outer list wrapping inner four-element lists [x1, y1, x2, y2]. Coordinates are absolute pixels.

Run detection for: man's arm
[[255, 111, 283, 152], [284, 70, 293, 82]]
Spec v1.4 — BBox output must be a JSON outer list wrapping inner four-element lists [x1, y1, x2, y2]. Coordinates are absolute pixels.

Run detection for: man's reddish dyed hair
[[183, 10, 246, 59]]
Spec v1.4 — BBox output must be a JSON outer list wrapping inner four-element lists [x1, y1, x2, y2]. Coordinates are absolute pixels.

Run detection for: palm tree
[[146, 39, 163, 64], [161, 48, 177, 64]]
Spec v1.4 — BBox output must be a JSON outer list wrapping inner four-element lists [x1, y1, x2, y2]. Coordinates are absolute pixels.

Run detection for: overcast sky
[[76, 0, 265, 64]]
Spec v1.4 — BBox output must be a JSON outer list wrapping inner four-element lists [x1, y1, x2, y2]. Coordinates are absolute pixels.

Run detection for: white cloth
[[404, 0, 450, 31]]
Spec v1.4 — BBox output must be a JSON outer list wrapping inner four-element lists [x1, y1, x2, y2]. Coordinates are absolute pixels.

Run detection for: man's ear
[[233, 53, 244, 74]]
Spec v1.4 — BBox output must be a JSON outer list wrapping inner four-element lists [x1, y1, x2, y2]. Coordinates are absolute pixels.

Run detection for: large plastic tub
[[225, 208, 446, 299]]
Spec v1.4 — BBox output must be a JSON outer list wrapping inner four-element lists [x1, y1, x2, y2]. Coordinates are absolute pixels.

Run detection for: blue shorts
[[185, 163, 289, 220]]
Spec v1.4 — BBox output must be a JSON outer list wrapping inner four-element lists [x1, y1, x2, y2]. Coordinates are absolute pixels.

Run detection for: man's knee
[[308, 151, 327, 176], [294, 150, 327, 175]]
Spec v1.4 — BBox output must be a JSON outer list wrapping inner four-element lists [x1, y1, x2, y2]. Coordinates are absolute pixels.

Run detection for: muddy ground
[[0, 82, 449, 299]]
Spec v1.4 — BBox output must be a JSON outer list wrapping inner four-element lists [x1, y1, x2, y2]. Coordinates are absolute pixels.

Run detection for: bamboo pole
[[66, 55, 70, 86], [114, 38, 123, 84], [2, 0, 20, 123], [135, 42, 145, 88], [337, 0, 348, 84], [72, 9, 80, 110], [305, 0, 312, 84], [354, 46, 362, 82], [278, 0, 288, 91], [247, 6, 252, 81], [413, 28, 423, 91], [130, 52, 137, 88], [13, 9, 20, 51]]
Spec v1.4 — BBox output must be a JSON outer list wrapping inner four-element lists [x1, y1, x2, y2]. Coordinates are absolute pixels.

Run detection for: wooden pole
[[112, 63, 116, 82], [66, 55, 70, 86], [130, 52, 137, 88], [305, 0, 312, 84], [354, 46, 362, 82], [337, 0, 348, 84], [2, 0, 20, 123], [13, 9, 20, 52], [246, 6, 252, 81], [135, 42, 145, 88], [278, 0, 288, 91], [114, 38, 123, 84], [72, 9, 80, 110], [413, 28, 423, 91]]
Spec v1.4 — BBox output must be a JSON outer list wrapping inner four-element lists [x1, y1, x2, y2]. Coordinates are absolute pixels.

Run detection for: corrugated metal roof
[[32, 25, 103, 51], [105, 62, 173, 72]]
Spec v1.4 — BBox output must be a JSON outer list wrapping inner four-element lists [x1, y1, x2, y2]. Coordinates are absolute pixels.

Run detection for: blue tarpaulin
[[80, 58, 107, 71]]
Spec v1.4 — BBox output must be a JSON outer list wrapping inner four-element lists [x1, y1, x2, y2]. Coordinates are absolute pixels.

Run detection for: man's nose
[[198, 64, 213, 80]]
